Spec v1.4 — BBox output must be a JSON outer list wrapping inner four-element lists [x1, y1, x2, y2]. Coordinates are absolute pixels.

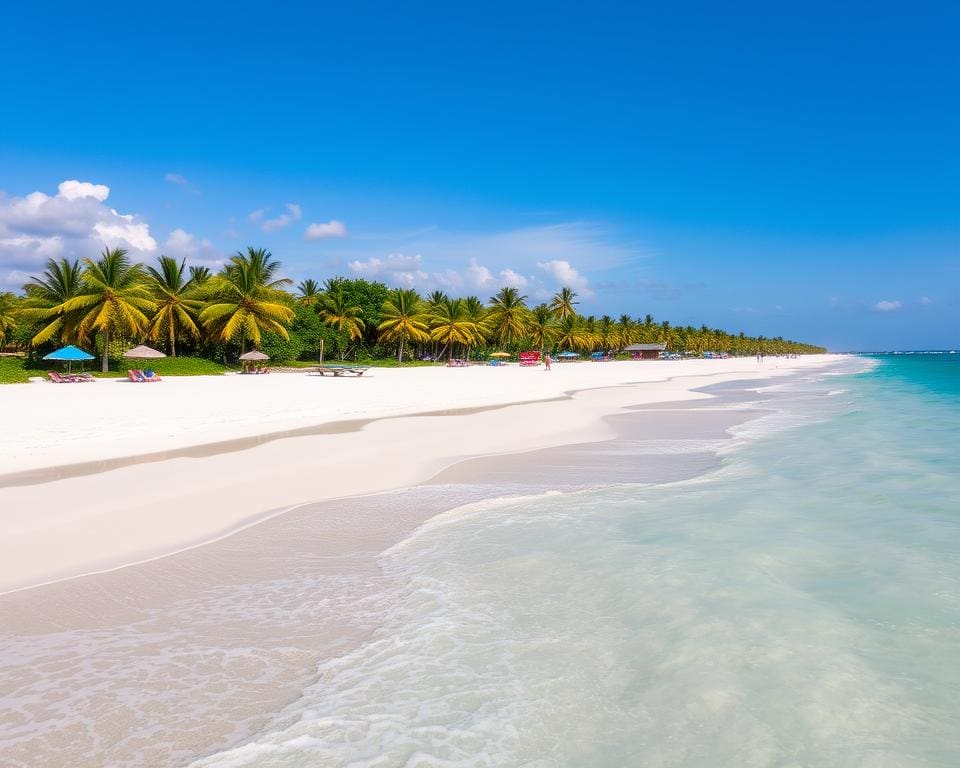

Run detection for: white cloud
[[466, 259, 493, 288], [261, 203, 302, 232], [873, 300, 902, 312], [498, 268, 528, 289], [2, 269, 31, 287], [248, 208, 267, 224], [347, 252, 534, 295], [305, 219, 348, 240], [920, 296, 933, 305], [0, 180, 158, 285], [349, 252, 428, 288], [162, 228, 222, 266], [94, 216, 157, 251], [164, 173, 189, 186], [537, 259, 592, 295], [57, 180, 110, 202], [331, 221, 633, 300]]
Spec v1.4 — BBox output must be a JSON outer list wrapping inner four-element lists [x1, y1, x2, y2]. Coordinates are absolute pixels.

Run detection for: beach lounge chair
[[48, 371, 76, 383], [308, 364, 371, 377]]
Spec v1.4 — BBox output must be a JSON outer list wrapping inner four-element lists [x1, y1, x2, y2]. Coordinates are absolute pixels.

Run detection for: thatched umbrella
[[239, 349, 270, 373], [123, 345, 167, 360]]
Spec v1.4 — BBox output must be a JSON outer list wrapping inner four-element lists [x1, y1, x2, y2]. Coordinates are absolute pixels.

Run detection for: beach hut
[[43, 344, 95, 373], [624, 343, 666, 360]]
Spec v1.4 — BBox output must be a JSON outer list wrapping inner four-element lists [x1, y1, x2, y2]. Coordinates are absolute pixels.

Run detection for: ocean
[[189, 354, 960, 767]]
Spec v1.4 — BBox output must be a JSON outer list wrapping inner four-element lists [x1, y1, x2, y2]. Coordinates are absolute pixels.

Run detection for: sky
[[1, 1, 957, 351]]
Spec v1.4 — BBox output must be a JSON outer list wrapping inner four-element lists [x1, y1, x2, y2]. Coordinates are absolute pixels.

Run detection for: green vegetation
[[0, 245, 826, 382]]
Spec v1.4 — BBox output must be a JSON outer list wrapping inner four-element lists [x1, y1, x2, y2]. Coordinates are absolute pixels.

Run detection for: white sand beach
[[0, 355, 858, 767], [0, 356, 840, 594]]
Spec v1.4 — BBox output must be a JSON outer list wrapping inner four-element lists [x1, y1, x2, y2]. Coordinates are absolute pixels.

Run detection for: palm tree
[[486, 287, 529, 347], [296, 278, 322, 305], [549, 287, 579, 321], [145, 256, 202, 356], [0, 292, 17, 349], [461, 296, 488, 360], [378, 288, 430, 362], [59, 248, 156, 372], [426, 290, 448, 310], [318, 286, 365, 341], [19, 258, 85, 346], [527, 303, 556, 354], [188, 265, 212, 286], [598, 315, 615, 352], [555, 315, 590, 351], [428, 297, 481, 360], [616, 314, 634, 350], [199, 247, 294, 353]]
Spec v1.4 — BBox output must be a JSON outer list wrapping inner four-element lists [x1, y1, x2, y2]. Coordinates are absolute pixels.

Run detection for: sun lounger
[[308, 364, 371, 377], [128, 369, 162, 382], [49, 371, 76, 383]]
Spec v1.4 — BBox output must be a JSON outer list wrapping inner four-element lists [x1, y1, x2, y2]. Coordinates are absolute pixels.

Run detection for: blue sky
[[1, 1, 957, 350]]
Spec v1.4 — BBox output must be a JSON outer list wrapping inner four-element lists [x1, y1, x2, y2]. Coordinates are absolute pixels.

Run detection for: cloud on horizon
[[874, 299, 903, 312], [338, 221, 643, 299]]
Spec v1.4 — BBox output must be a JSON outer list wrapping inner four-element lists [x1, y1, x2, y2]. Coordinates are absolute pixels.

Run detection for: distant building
[[624, 343, 666, 360]]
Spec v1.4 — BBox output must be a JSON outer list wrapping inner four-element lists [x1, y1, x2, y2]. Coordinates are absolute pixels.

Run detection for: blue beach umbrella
[[43, 344, 95, 373]]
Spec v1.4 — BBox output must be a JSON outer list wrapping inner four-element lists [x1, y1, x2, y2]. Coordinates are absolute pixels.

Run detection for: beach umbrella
[[123, 345, 167, 360], [238, 350, 270, 361], [489, 351, 511, 358], [43, 344, 95, 373]]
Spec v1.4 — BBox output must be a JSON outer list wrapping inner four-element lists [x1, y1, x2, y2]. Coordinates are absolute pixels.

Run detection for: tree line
[[0, 246, 826, 371]]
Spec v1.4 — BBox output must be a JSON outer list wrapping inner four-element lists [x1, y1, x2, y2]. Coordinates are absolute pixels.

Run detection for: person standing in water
[[544, 353, 552, 371]]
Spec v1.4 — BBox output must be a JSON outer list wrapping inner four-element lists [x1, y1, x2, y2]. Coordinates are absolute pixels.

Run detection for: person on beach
[[544, 353, 552, 371]]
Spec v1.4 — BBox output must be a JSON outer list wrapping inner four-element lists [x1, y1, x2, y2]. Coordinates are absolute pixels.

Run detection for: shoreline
[[0, 368, 831, 768], [0, 357, 841, 594]]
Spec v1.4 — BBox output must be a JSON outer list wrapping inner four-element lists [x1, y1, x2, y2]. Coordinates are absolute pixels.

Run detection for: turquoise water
[[196, 356, 960, 767]]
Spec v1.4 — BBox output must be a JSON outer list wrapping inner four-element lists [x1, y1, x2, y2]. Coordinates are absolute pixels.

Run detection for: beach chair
[[48, 371, 75, 383], [309, 364, 371, 377], [127, 369, 144, 383]]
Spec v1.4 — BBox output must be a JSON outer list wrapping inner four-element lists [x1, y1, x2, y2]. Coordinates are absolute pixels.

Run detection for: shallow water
[[190, 355, 960, 767]]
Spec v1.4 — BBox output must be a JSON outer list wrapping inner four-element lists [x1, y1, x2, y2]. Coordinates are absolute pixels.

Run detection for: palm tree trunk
[[398, 338, 404, 363], [170, 324, 177, 357], [101, 327, 110, 372]]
